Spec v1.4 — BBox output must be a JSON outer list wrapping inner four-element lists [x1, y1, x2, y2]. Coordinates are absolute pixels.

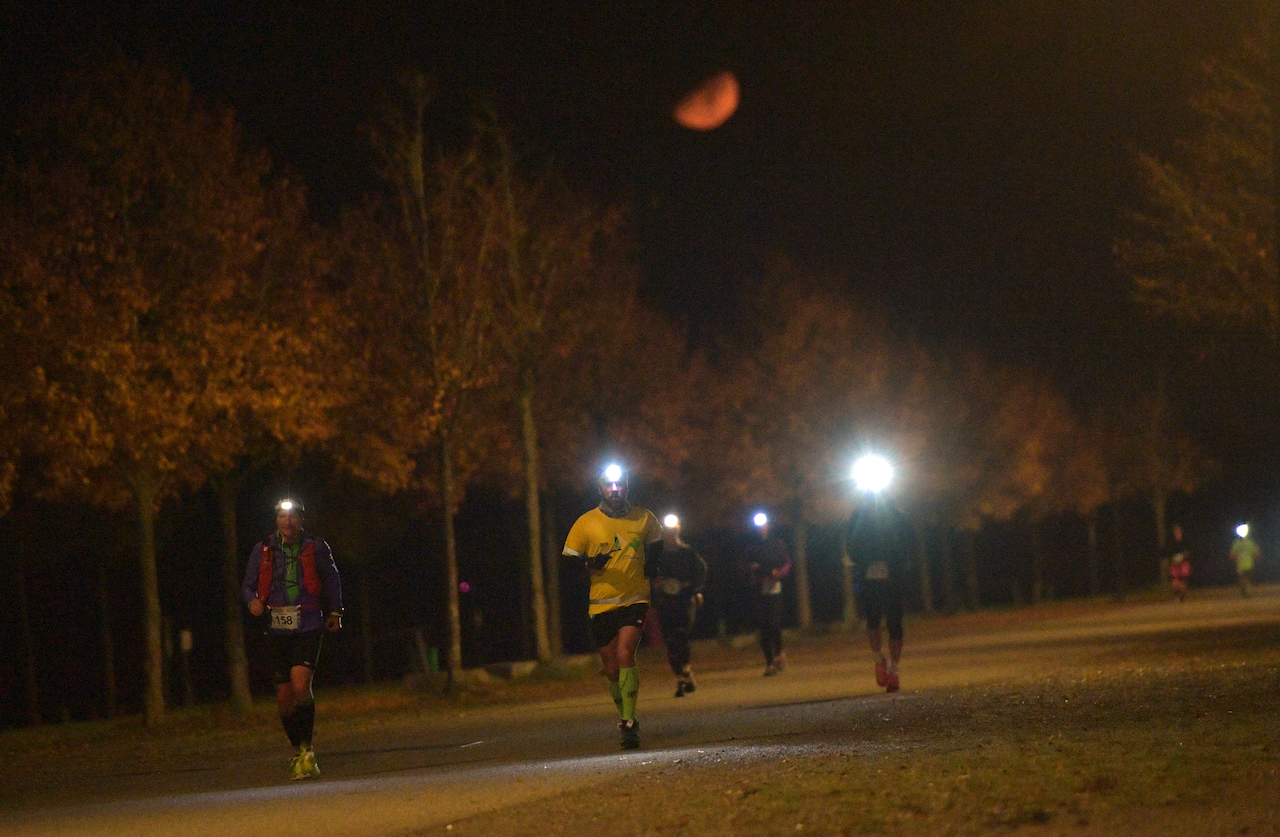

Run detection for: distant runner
[[243, 498, 343, 779], [741, 512, 792, 676], [650, 513, 708, 697], [1165, 523, 1191, 602], [1230, 523, 1260, 598], [847, 492, 914, 693]]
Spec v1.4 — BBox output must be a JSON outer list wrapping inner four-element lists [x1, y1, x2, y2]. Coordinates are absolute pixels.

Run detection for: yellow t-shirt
[[563, 505, 663, 616]]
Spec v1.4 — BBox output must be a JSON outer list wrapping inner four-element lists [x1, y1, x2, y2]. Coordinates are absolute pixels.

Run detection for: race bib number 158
[[270, 605, 301, 631]]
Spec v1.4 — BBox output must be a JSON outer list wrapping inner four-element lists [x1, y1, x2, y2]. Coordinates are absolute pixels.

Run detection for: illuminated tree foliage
[[206, 175, 342, 714], [1116, 37, 1275, 334], [481, 127, 638, 662], [1094, 385, 1210, 577], [338, 72, 502, 678], [698, 273, 896, 628], [1, 59, 323, 725]]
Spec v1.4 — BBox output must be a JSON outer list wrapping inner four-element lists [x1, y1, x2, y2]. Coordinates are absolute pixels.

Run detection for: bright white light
[[753, 512, 768, 528], [852, 454, 894, 493], [279, 500, 293, 511], [603, 463, 623, 483], [663, 513, 680, 529], [1237, 523, 1250, 538]]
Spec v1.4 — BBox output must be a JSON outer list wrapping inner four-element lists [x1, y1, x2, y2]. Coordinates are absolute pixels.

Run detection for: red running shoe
[[874, 657, 888, 688], [886, 670, 900, 693]]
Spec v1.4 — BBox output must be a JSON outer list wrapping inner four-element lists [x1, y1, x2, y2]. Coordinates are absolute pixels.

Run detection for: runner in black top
[[650, 514, 708, 696]]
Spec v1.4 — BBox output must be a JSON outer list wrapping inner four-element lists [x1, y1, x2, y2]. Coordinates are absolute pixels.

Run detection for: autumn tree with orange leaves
[[1, 59, 330, 725]]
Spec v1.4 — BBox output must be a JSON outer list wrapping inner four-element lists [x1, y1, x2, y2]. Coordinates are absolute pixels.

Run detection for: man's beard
[[600, 495, 631, 517]]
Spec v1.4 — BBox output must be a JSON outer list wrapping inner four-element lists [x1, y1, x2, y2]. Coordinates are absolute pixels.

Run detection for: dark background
[[0, 2, 1257, 365], [1, 2, 1276, 725]]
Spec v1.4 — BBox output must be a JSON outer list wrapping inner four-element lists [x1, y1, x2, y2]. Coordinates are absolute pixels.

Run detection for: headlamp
[[852, 454, 894, 493]]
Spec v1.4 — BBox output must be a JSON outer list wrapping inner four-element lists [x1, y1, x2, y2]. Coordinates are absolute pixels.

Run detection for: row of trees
[[1, 58, 1209, 726]]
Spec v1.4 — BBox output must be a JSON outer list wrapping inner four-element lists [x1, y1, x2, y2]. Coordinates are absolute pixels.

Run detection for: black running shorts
[[269, 629, 324, 685], [590, 602, 649, 649], [859, 579, 904, 642]]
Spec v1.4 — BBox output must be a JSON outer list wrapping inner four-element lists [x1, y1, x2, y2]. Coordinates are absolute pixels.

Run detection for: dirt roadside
[[432, 658, 1280, 836], [421, 594, 1280, 837], [4, 590, 1278, 836]]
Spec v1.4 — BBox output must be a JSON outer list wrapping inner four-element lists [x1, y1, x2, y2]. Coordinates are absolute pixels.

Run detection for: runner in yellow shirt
[[1230, 523, 1260, 598], [563, 462, 664, 749]]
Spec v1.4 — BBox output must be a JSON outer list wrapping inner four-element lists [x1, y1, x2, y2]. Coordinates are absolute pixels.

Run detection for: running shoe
[[619, 718, 641, 749], [675, 681, 687, 697], [295, 748, 321, 779], [885, 670, 900, 693], [763, 663, 778, 677], [774, 652, 786, 672], [875, 657, 888, 687], [288, 753, 304, 780]]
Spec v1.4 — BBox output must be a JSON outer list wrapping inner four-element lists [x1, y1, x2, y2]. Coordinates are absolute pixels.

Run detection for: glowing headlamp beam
[[852, 454, 894, 493]]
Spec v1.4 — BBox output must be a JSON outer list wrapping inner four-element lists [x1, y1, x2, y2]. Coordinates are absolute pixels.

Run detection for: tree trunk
[[96, 553, 117, 717], [963, 530, 981, 610], [1087, 512, 1100, 597], [1111, 503, 1126, 598], [214, 476, 253, 713], [17, 558, 41, 726], [1030, 517, 1044, 605], [1271, 10, 1280, 337], [519, 369, 551, 662], [1151, 489, 1169, 590], [938, 526, 958, 613], [441, 435, 463, 678], [360, 571, 374, 683], [839, 527, 856, 627], [912, 519, 934, 614], [134, 470, 166, 726], [791, 516, 812, 629], [542, 487, 562, 657]]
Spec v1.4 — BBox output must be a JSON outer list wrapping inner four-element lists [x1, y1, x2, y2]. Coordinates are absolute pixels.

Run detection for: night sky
[[0, 2, 1266, 441], [0, 1, 1272, 723], [1, 2, 1254, 357]]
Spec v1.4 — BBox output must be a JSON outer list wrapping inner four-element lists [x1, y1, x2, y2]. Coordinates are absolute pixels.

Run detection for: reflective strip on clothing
[[589, 594, 649, 606]]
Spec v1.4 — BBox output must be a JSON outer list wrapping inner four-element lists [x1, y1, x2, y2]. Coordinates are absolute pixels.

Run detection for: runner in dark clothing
[[650, 514, 709, 696], [846, 493, 914, 692], [741, 512, 792, 676]]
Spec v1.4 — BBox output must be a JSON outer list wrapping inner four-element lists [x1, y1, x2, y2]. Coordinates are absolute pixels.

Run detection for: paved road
[[5, 585, 1278, 836]]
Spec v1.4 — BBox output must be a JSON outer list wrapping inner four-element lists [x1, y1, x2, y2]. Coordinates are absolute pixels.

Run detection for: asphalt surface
[[5, 585, 1278, 836]]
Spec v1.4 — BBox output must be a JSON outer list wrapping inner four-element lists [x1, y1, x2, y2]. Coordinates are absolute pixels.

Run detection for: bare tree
[[352, 73, 501, 678]]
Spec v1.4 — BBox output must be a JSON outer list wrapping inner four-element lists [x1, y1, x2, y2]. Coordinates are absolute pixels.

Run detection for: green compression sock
[[608, 680, 623, 715], [619, 666, 639, 721]]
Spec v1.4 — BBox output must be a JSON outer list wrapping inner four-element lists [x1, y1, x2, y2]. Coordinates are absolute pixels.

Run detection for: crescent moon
[[673, 71, 740, 131]]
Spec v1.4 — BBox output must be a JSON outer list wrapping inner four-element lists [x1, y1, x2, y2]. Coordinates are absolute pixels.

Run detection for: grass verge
[[433, 655, 1280, 836]]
